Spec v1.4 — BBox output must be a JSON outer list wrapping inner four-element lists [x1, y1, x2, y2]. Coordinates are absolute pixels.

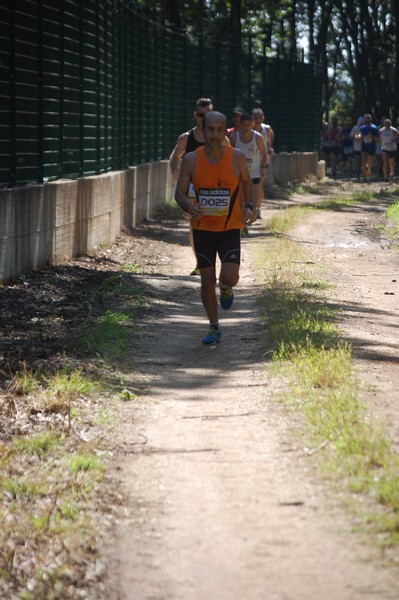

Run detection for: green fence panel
[[0, 0, 322, 187]]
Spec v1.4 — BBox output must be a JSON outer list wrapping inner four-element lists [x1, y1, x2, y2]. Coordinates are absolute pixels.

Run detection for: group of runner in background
[[169, 99, 275, 244], [170, 100, 275, 344], [320, 114, 399, 183]]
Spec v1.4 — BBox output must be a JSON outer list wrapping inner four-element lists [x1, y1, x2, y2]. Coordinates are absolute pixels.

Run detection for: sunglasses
[[196, 112, 207, 118]]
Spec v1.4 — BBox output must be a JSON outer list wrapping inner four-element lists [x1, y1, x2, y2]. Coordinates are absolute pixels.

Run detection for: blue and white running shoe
[[201, 327, 222, 345], [220, 285, 234, 310]]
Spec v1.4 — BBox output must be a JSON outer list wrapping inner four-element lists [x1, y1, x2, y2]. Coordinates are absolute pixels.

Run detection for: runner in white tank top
[[230, 113, 268, 224], [379, 118, 399, 181], [234, 130, 262, 178]]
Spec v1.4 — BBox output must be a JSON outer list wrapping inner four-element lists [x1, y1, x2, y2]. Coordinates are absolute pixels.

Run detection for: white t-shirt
[[379, 127, 399, 152], [350, 125, 362, 152], [234, 131, 262, 179]]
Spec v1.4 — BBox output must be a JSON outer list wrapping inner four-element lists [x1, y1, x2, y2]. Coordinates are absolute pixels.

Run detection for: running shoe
[[190, 266, 200, 276], [256, 208, 261, 220], [201, 327, 222, 345], [220, 285, 234, 309], [241, 226, 249, 238]]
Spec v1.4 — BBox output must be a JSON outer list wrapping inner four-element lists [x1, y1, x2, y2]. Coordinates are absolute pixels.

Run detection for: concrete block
[[123, 167, 135, 228], [265, 152, 320, 187], [163, 160, 175, 200], [135, 163, 151, 225], [78, 171, 123, 253], [317, 160, 326, 179], [47, 179, 79, 260], [0, 185, 52, 282], [149, 161, 171, 218]]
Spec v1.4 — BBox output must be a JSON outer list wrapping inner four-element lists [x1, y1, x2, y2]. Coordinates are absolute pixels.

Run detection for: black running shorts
[[192, 228, 241, 268], [382, 150, 397, 159]]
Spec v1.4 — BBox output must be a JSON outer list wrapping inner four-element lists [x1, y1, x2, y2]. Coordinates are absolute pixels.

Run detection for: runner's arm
[[169, 133, 188, 180], [174, 153, 201, 218], [267, 126, 275, 153], [224, 135, 231, 146], [235, 150, 255, 225], [269, 126, 275, 145], [256, 133, 268, 171]]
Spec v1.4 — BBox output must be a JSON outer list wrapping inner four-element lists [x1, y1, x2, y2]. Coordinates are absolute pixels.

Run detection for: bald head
[[202, 111, 228, 149], [203, 111, 227, 128]]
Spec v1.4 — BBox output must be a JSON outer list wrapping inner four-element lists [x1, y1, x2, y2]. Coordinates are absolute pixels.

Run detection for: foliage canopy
[[131, 0, 399, 124]]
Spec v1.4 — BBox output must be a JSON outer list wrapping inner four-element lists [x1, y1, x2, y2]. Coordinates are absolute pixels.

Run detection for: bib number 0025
[[198, 188, 230, 216]]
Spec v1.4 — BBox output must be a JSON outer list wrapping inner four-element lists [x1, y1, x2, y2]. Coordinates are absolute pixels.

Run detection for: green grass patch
[[376, 200, 399, 248], [311, 190, 373, 211], [0, 253, 153, 596], [8, 366, 41, 395], [81, 309, 132, 358], [0, 477, 47, 501], [56, 500, 79, 521], [121, 262, 142, 274], [386, 201, 399, 246], [376, 185, 399, 198], [69, 453, 103, 474], [43, 368, 97, 398], [248, 223, 399, 548], [266, 191, 374, 237], [387, 201, 399, 221], [267, 206, 310, 235], [13, 432, 64, 457], [292, 180, 327, 195]]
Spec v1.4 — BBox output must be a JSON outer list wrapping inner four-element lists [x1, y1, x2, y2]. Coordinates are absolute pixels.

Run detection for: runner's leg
[[200, 266, 218, 324], [219, 261, 240, 289]]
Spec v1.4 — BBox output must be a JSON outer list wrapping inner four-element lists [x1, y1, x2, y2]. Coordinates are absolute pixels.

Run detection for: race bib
[[198, 188, 231, 216]]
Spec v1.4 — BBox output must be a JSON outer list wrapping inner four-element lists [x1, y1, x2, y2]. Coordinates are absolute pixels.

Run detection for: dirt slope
[[102, 181, 399, 599]]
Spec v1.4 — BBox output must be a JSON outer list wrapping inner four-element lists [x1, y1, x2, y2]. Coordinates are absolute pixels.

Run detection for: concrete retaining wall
[[265, 151, 324, 186], [0, 154, 323, 283]]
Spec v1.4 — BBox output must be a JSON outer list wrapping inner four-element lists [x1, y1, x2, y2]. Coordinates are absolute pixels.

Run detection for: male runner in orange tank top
[[175, 111, 254, 345], [169, 98, 214, 276]]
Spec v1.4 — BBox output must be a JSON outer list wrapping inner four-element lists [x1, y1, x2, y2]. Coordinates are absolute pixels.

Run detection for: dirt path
[[287, 192, 399, 444], [103, 184, 399, 599]]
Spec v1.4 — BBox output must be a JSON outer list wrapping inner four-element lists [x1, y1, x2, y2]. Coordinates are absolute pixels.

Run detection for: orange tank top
[[191, 145, 242, 231]]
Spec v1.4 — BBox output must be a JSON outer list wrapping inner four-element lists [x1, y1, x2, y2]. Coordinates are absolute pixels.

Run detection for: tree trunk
[[288, 0, 297, 60], [392, 0, 399, 123], [167, 0, 183, 29], [230, 0, 242, 48]]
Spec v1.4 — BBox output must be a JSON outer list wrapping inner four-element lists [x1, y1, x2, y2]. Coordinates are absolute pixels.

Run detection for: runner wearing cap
[[228, 106, 245, 140]]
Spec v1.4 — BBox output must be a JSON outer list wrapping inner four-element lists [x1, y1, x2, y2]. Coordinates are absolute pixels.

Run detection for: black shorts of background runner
[[382, 150, 397, 159], [193, 229, 241, 269], [323, 147, 340, 156]]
